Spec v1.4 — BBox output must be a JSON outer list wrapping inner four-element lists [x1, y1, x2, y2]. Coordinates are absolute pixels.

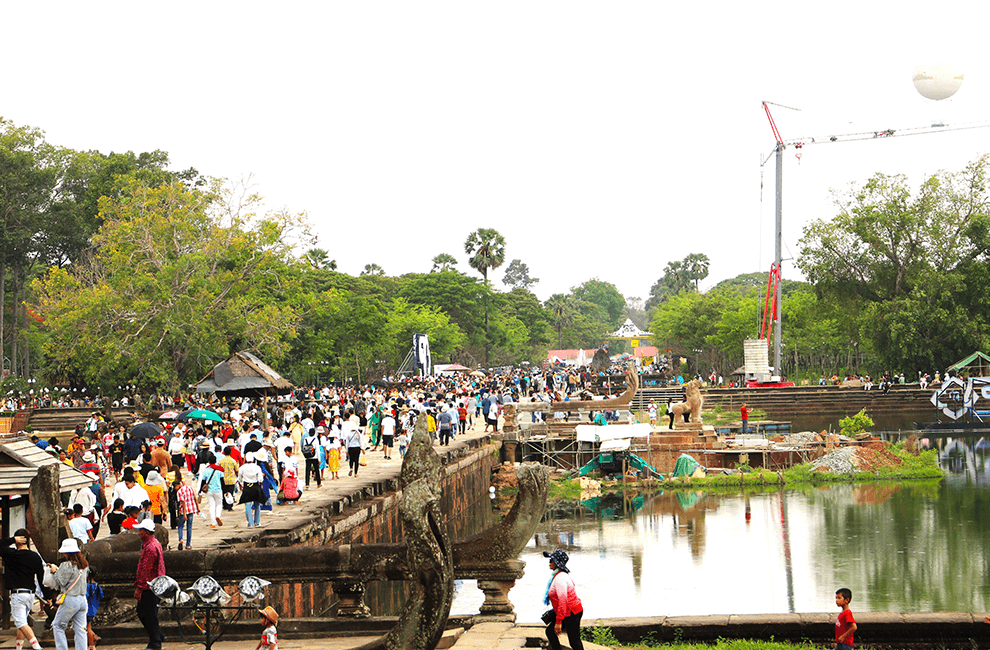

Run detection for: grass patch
[[656, 468, 784, 488], [621, 636, 824, 650], [702, 407, 767, 427], [548, 478, 583, 501]]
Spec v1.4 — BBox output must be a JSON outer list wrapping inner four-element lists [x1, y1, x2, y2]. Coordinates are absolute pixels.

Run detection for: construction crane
[[760, 101, 990, 377]]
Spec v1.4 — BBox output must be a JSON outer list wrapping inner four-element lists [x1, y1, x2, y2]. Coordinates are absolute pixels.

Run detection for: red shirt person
[[835, 588, 857, 649], [134, 521, 166, 650]]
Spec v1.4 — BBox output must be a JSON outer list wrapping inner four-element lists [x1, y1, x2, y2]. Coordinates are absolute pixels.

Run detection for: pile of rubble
[[812, 446, 902, 473], [781, 431, 853, 445], [812, 447, 858, 473]]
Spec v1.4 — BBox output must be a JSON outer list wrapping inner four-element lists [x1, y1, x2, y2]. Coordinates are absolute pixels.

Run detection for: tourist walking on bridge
[[542, 549, 583, 650]]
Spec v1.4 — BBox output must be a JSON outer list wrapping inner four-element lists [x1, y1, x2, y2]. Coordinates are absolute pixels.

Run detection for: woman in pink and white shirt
[[542, 549, 583, 650]]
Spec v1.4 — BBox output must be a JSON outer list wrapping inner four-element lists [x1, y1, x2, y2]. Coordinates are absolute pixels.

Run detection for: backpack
[[301, 436, 317, 459]]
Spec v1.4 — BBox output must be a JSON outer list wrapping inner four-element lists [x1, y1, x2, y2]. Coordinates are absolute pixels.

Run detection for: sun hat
[[542, 549, 571, 573], [259, 606, 279, 626], [82, 451, 95, 462], [145, 471, 165, 487], [58, 538, 81, 554]]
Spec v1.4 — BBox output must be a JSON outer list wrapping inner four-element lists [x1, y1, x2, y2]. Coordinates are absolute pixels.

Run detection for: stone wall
[[261, 444, 496, 619]]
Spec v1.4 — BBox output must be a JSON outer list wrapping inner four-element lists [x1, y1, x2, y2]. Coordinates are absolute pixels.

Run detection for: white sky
[[6, 2, 990, 303]]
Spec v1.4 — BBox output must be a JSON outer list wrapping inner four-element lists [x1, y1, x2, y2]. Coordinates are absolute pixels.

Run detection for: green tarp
[[672, 453, 702, 478]]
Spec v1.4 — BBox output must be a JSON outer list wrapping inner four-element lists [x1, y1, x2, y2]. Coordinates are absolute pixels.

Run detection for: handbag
[[56, 569, 84, 605], [541, 609, 555, 625], [359, 451, 368, 467], [201, 468, 217, 494]]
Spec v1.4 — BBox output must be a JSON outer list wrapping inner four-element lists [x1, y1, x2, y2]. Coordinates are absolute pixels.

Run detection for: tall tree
[[361, 263, 385, 276], [430, 253, 458, 272], [464, 228, 506, 360], [682, 253, 711, 290], [545, 294, 578, 349], [463, 228, 506, 283], [645, 253, 710, 312], [797, 157, 990, 373], [0, 119, 68, 380], [502, 258, 538, 290]]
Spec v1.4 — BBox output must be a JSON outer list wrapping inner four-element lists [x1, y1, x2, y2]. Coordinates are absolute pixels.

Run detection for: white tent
[[575, 423, 652, 443], [610, 319, 653, 339]]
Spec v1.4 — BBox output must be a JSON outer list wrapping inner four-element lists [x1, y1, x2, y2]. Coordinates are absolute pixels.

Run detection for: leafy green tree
[[798, 159, 990, 300], [0, 119, 72, 380], [362, 263, 385, 276], [430, 253, 458, 272], [32, 178, 308, 392], [572, 278, 625, 327], [463, 228, 506, 283], [797, 156, 990, 374], [383, 298, 465, 370], [502, 258, 538, 290], [396, 272, 488, 342], [497, 288, 554, 349]]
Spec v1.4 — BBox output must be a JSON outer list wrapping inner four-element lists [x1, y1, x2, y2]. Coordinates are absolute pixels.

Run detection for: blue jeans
[[178, 512, 194, 547], [245, 501, 262, 526], [53, 594, 87, 650]]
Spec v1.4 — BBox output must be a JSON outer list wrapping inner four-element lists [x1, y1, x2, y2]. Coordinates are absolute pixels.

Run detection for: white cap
[[134, 520, 156, 532]]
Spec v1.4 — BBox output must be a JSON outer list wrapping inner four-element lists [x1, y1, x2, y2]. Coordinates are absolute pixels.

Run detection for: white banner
[[413, 333, 432, 377]]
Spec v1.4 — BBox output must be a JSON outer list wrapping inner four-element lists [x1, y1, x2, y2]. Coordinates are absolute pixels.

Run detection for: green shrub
[[838, 408, 874, 436], [581, 624, 620, 646]]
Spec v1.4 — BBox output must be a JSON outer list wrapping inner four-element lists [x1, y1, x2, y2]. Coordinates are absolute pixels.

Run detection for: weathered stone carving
[[356, 412, 453, 650], [455, 463, 548, 561], [670, 379, 703, 424], [515, 363, 639, 416], [27, 463, 61, 562]]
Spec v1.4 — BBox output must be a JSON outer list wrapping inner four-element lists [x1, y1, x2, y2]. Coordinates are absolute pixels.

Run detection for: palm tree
[[464, 228, 506, 363], [431, 253, 458, 272], [361, 263, 385, 276], [545, 294, 577, 349], [683, 253, 710, 290], [463, 228, 506, 283], [304, 248, 337, 270]]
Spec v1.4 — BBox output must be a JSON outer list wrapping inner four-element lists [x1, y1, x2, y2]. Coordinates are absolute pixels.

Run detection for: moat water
[[451, 433, 990, 621]]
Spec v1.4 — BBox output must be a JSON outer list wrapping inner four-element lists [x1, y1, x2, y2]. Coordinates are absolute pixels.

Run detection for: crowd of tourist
[[26, 367, 629, 553]]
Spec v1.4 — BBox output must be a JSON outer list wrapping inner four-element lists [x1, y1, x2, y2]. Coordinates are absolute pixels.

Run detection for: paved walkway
[[0, 623, 608, 650], [96, 421, 495, 550]]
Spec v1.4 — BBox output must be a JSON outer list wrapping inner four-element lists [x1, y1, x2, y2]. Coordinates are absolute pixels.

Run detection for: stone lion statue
[[669, 379, 703, 425]]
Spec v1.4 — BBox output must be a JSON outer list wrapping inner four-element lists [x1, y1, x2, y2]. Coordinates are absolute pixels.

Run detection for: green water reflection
[[451, 435, 990, 620]]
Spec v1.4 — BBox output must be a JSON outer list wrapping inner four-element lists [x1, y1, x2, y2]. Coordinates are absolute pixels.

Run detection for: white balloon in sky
[[912, 64, 964, 100]]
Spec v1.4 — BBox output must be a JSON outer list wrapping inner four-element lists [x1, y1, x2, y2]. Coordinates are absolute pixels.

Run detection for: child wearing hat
[[255, 606, 279, 650]]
